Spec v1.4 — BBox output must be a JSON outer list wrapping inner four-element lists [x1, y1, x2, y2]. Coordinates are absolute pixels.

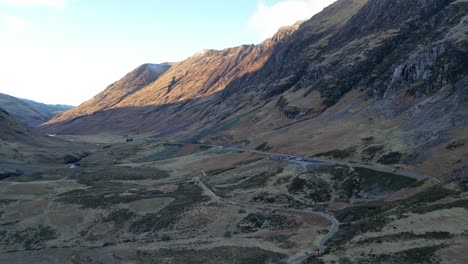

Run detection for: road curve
[[196, 173, 340, 264]]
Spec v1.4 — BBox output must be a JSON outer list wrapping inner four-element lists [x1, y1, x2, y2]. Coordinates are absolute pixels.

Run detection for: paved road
[[196, 173, 339, 263], [195, 143, 435, 182]]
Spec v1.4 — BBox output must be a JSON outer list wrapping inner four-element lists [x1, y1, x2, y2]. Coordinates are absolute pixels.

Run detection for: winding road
[[186, 143, 436, 263], [195, 173, 339, 264]]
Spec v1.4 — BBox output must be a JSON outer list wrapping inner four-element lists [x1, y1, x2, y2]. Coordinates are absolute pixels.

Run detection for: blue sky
[[0, 0, 336, 105]]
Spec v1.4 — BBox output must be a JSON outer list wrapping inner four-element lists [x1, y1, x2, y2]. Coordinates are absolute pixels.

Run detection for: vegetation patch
[[356, 231, 453, 244], [255, 142, 272, 152], [288, 175, 332, 202], [237, 212, 299, 233], [361, 145, 384, 161], [136, 246, 287, 264], [361, 245, 446, 264], [232, 157, 263, 167], [130, 183, 206, 233], [314, 147, 356, 159], [310, 165, 417, 199], [73, 166, 169, 183], [102, 209, 137, 228], [217, 168, 284, 194], [377, 151, 403, 165], [446, 139, 465, 150], [57, 181, 164, 209], [354, 167, 417, 196], [264, 234, 297, 249], [251, 192, 304, 207], [205, 167, 236, 176], [4, 225, 57, 249], [406, 199, 468, 214], [277, 96, 313, 119], [402, 185, 453, 205], [133, 144, 183, 162]]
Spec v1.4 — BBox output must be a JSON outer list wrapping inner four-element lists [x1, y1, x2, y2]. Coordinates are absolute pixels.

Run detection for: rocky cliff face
[[42, 0, 467, 178]]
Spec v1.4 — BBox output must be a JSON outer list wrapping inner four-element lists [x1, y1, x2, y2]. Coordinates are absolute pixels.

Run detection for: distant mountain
[[0, 107, 76, 164], [52, 63, 170, 121], [43, 0, 468, 179], [20, 98, 73, 115], [0, 93, 74, 127], [0, 93, 52, 127]]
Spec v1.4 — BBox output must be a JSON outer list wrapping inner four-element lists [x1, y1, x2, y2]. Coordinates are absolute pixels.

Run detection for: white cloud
[[6, 0, 66, 9], [248, 0, 337, 40], [3, 15, 30, 30]]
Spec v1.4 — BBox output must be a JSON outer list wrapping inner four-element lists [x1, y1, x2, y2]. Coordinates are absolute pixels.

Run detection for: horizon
[[0, 0, 336, 106]]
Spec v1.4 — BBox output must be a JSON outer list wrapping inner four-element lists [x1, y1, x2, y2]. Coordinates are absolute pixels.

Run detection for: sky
[[0, 0, 336, 105]]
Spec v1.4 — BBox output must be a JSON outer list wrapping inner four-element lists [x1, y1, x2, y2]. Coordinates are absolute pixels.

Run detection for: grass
[[5, 225, 57, 249], [57, 181, 164, 209], [311, 165, 417, 199], [10, 164, 170, 183], [136, 246, 287, 264], [205, 166, 236, 176], [103, 209, 137, 228], [264, 235, 297, 249], [255, 142, 271, 151], [216, 168, 284, 194], [402, 185, 453, 205], [313, 147, 356, 159], [377, 151, 403, 165], [363, 245, 446, 264], [407, 199, 468, 214], [361, 145, 384, 161], [446, 139, 465, 150], [354, 167, 417, 194], [334, 201, 395, 223], [130, 183, 207, 233], [288, 175, 332, 202], [356, 231, 453, 244]]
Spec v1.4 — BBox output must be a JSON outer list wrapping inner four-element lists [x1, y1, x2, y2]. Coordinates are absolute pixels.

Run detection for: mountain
[[0, 107, 83, 164], [20, 98, 73, 116], [0, 93, 53, 127], [43, 0, 467, 179], [51, 63, 171, 123], [0, 93, 74, 127]]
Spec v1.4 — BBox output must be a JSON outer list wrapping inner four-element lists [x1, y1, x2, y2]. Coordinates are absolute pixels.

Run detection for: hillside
[[0, 93, 74, 127], [51, 63, 171, 122], [20, 98, 73, 116], [0, 93, 53, 127], [0, 107, 89, 165], [43, 0, 467, 179]]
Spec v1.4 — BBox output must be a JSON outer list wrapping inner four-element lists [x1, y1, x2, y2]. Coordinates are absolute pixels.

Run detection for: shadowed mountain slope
[[0, 108, 88, 164]]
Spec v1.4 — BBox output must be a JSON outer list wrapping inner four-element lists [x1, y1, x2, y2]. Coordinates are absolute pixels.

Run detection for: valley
[[0, 0, 467, 263], [0, 134, 466, 263]]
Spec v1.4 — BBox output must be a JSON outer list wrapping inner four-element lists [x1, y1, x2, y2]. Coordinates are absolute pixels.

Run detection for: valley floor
[[0, 135, 467, 264]]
